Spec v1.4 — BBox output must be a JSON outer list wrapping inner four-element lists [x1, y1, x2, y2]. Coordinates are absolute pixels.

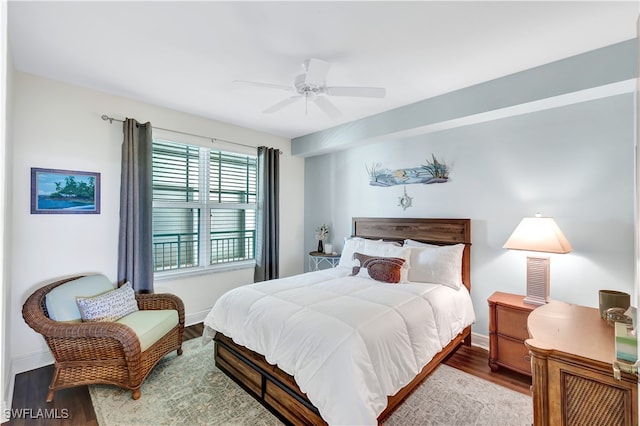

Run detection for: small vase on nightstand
[[317, 240, 324, 253]]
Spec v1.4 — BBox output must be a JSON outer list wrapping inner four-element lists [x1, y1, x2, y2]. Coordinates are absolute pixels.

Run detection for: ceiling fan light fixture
[[294, 74, 323, 94]]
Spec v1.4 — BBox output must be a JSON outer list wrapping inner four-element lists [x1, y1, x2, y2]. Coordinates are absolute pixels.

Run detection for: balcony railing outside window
[[153, 232, 198, 271], [153, 230, 256, 271], [210, 230, 255, 264]]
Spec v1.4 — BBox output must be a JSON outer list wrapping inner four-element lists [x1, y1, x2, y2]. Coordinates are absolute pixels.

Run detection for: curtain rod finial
[[101, 114, 113, 124]]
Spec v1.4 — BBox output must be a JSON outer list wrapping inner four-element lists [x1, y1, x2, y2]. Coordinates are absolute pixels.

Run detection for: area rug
[[90, 338, 532, 426]]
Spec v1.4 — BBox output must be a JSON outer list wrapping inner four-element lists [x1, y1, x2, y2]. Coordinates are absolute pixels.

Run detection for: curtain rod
[[101, 114, 277, 153]]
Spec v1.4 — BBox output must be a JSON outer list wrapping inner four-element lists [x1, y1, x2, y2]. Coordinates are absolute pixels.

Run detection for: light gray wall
[[304, 93, 635, 338], [2, 0, 14, 417], [635, 16, 639, 365]]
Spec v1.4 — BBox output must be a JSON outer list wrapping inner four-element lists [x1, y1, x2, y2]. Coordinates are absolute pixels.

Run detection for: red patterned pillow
[[351, 252, 406, 283]]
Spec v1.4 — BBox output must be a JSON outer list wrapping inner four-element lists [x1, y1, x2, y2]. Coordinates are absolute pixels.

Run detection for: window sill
[[154, 260, 256, 282]]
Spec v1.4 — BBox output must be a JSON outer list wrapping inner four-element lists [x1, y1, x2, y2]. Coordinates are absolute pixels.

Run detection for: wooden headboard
[[352, 217, 471, 292]]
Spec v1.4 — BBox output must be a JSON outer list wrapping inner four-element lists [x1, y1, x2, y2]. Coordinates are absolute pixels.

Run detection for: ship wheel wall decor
[[398, 187, 413, 210]]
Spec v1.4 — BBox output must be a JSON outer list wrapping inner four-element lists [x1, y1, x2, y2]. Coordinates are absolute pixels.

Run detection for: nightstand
[[488, 291, 537, 376], [308, 251, 341, 271]]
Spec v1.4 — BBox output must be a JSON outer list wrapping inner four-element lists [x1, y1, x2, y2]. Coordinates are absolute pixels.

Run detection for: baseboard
[[2, 354, 14, 423], [185, 308, 210, 327], [11, 349, 53, 377], [470, 332, 489, 351], [1, 399, 9, 423], [7, 349, 53, 414]]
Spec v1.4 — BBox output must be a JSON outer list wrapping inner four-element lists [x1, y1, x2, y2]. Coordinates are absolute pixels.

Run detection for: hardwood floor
[[443, 342, 532, 396], [7, 324, 531, 425]]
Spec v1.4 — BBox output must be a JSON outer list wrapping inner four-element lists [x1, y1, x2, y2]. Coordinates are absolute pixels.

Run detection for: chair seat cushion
[[116, 310, 179, 352], [45, 275, 115, 322]]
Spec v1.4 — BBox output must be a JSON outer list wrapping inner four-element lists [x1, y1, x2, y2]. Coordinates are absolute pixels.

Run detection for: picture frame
[[31, 168, 101, 214]]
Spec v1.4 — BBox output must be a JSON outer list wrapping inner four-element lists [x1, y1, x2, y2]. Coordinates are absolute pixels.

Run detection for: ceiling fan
[[235, 58, 386, 119]]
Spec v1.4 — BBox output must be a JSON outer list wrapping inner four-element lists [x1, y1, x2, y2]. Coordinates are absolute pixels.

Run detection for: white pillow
[[404, 239, 438, 248], [339, 238, 402, 268], [363, 239, 401, 252], [338, 237, 367, 268], [407, 244, 465, 289], [76, 282, 139, 322]]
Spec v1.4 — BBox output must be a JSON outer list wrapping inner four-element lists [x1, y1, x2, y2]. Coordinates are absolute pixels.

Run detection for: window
[[152, 139, 257, 273]]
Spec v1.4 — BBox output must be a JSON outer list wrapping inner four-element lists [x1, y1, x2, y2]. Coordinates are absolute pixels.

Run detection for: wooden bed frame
[[214, 217, 472, 425]]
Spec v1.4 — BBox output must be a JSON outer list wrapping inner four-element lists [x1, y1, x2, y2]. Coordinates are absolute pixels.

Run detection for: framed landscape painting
[[31, 168, 101, 214]]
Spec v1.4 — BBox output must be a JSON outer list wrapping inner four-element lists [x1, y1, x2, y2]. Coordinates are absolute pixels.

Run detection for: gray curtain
[[254, 146, 280, 282], [117, 118, 154, 293]]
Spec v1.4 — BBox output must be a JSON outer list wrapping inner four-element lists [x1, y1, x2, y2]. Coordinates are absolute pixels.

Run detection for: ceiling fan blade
[[233, 80, 294, 92], [304, 58, 330, 86], [263, 96, 302, 114], [314, 96, 342, 119], [326, 86, 386, 98]]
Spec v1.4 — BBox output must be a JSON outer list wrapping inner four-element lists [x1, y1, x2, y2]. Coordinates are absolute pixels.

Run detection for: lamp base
[[524, 256, 550, 306], [523, 294, 547, 306]]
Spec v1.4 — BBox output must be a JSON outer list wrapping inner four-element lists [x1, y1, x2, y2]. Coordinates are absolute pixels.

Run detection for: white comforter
[[203, 267, 475, 425]]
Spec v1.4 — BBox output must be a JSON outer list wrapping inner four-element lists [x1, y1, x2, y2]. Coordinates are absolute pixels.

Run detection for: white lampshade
[[503, 216, 572, 254], [503, 214, 572, 306]]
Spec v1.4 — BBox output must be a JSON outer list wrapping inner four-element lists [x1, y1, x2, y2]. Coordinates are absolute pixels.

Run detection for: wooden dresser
[[488, 291, 536, 376], [526, 301, 638, 426]]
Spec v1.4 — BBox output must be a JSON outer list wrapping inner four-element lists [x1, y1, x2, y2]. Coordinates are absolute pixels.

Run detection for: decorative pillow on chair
[[76, 282, 139, 322], [351, 252, 406, 283]]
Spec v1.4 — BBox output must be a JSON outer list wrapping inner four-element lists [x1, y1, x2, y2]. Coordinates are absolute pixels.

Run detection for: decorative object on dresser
[[526, 300, 638, 426], [598, 289, 631, 319], [503, 213, 572, 305], [488, 291, 536, 376]]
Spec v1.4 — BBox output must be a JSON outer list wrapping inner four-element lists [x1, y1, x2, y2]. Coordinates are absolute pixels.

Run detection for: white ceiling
[[7, 1, 639, 139]]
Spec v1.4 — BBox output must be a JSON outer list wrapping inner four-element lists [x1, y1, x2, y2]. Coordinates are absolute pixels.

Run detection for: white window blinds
[[152, 139, 257, 272]]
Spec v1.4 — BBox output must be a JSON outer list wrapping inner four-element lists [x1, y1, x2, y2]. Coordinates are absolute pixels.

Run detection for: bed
[[203, 217, 474, 425]]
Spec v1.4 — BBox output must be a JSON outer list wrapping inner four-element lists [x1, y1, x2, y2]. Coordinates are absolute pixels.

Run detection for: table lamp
[[503, 214, 572, 305]]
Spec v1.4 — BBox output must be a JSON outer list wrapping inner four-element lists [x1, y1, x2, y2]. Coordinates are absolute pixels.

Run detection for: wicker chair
[[22, 275, 184, 402]]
